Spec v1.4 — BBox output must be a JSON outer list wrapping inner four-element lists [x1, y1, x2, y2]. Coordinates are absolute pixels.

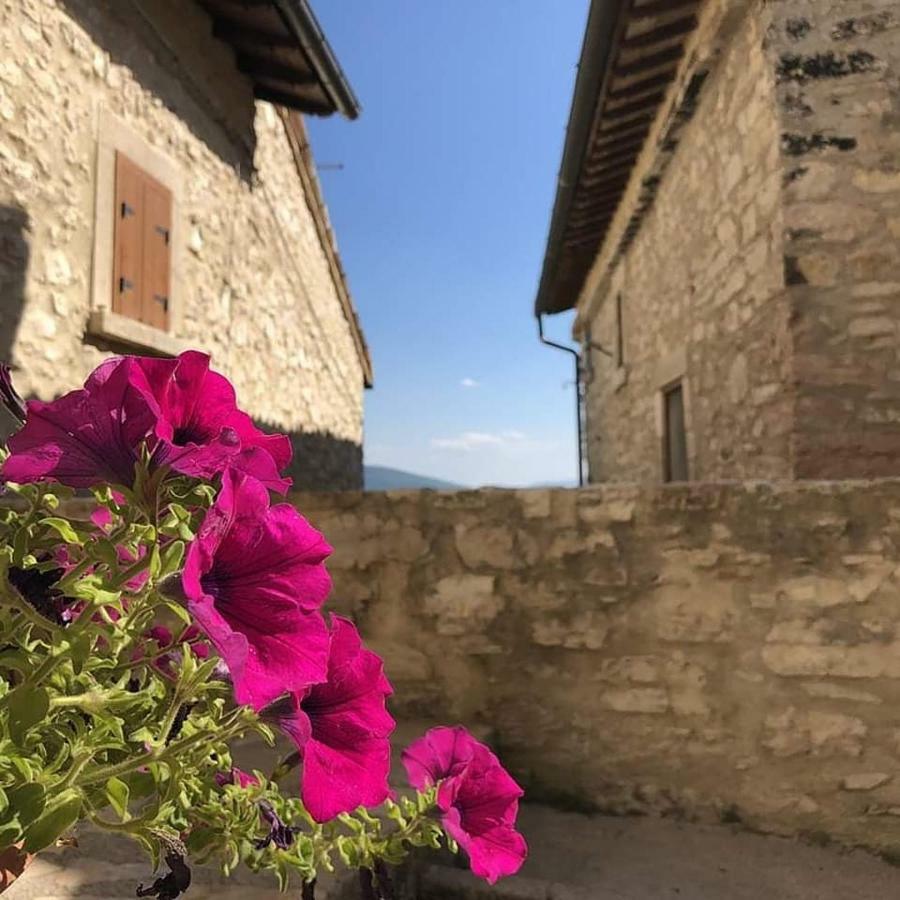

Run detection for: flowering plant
[[0, 353, 526, 898]]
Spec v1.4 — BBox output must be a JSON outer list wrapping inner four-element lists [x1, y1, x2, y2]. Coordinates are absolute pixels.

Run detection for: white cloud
[[430, 430, 526, 452], [460, 378, 479, 389]]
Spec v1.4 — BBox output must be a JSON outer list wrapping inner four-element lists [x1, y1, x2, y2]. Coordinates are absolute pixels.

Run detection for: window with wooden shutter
[[112, 151, 172, 331]]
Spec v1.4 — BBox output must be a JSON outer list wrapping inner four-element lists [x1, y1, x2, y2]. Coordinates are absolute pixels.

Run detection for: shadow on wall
[[0, 205, 29, 444], [277, 427, 363, 492], [59, 0, 256, 180]]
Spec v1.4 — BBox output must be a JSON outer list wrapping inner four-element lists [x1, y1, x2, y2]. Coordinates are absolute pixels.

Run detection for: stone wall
[[770, 0, 900, 478], [583, 2, 791, 483], [296, 482, 900, 854], [0, 0, 365, 489]]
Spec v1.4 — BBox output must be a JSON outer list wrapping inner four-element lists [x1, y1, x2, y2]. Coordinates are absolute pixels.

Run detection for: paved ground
[[8, 803, 900, 899], [414, 804, 900, 900]]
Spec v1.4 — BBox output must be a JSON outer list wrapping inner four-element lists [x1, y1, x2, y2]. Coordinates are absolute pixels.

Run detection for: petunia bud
[[0, 362, 26, 425], [136, 841, 191, 900], [253, 801, 299, 850]]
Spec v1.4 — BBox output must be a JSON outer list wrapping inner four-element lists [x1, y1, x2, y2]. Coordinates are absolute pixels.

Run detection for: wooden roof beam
[[212, 18, 296, 49], [254, 84, 332, 114], [601, 90, 666, 121], [630, 0, 699, 20], [614, 43, 683, 78], [620, 14, 697, 50], [236, 53, 318, 85], [606, 69, 676, 102]]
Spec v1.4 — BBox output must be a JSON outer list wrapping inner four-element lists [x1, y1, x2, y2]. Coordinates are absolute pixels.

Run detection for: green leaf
[[39, 517, 82, 546], [22, 790, 82, 853], [7, 686, 49, 745], [159, 541, 185, 578], [149, 544, 162, 579], [0, 821, 22, 851], [5, 783, 46, 830], [105, 778, 130, 820], [11, 527, 31, 566], [93, 539, 120, 569], [67, 632, 94, 675]]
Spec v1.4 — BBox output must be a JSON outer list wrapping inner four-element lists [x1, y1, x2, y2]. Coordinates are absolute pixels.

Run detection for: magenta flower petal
[[402, 726, 527, 883], [1, 357, 162, 489], [442, 814, 528, 885], [401, 725, 481, 791], [182, 470, 332, 709], [275, 617, 395, 822], [140, 351, 292, 492], [436, 744, 523, 831]]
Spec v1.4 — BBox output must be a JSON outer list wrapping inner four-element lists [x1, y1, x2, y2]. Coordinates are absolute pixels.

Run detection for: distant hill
[[364, 466, 463, 491]]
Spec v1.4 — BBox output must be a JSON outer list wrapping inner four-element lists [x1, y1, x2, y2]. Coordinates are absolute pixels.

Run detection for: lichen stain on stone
[[785, 18, 811, 42], [832, 13, 895, 42], [781, 132, 857, 156], [777, 51, 878, 84], [783, 92, 813, 118]]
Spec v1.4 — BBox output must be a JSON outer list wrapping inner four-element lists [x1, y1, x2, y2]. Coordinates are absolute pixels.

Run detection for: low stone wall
[[293, 481, 900, 854]]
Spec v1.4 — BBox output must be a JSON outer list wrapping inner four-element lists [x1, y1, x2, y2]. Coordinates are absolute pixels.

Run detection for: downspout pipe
[[537, 314, 585, 487]]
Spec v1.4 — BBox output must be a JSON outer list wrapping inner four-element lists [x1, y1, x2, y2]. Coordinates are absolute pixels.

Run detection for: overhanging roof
[[534, 0, 701, 315], [198, 0, 360, 118]]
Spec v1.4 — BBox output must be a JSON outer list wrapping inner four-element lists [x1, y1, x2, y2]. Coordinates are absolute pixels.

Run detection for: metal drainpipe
[[537, 315, 585, 487]]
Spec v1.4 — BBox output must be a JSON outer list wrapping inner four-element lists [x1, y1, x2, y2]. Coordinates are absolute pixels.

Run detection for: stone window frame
[[653, 348, 696, 481], [88, 109, 190, 357]]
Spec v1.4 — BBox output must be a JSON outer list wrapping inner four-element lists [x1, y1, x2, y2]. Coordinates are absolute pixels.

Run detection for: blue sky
[[307, 1, 588, 487]]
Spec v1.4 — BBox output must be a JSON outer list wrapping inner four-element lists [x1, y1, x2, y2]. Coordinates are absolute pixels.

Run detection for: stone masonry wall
[[296, 482, 900, 855], [0, 0, 365, 488], [584, 2, 791, 483], [770, 1, 900, 478]]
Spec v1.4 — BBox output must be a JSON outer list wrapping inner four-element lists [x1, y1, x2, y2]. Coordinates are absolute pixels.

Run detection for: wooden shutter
[[142, 177, 172, 332], [111, 152, 172, 331], [112, 153, 145, 322]]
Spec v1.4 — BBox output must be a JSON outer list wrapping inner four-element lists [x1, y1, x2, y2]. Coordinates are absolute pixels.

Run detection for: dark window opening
[[663, 381, 689, 482]]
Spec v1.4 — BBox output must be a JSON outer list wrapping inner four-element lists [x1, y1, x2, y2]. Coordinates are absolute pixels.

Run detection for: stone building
[[535, 0, 900, 484], [0, 0, 372, 489]]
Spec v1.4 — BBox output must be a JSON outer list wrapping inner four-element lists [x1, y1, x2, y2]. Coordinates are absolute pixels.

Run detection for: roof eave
[[534, 0, 630, 316], [272, 0, 361, 120], [278, 109, 374, 388]]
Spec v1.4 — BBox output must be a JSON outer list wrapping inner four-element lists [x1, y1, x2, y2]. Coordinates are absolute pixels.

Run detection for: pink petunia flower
[[1, 357, 162, 489], [402, 726, 527, 884], [182, 470, 332, 710], [269, 616, 395, 823], [1, 352, 292, 493], [215, 767, 259, 790], [137, 351, 292, 494]]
